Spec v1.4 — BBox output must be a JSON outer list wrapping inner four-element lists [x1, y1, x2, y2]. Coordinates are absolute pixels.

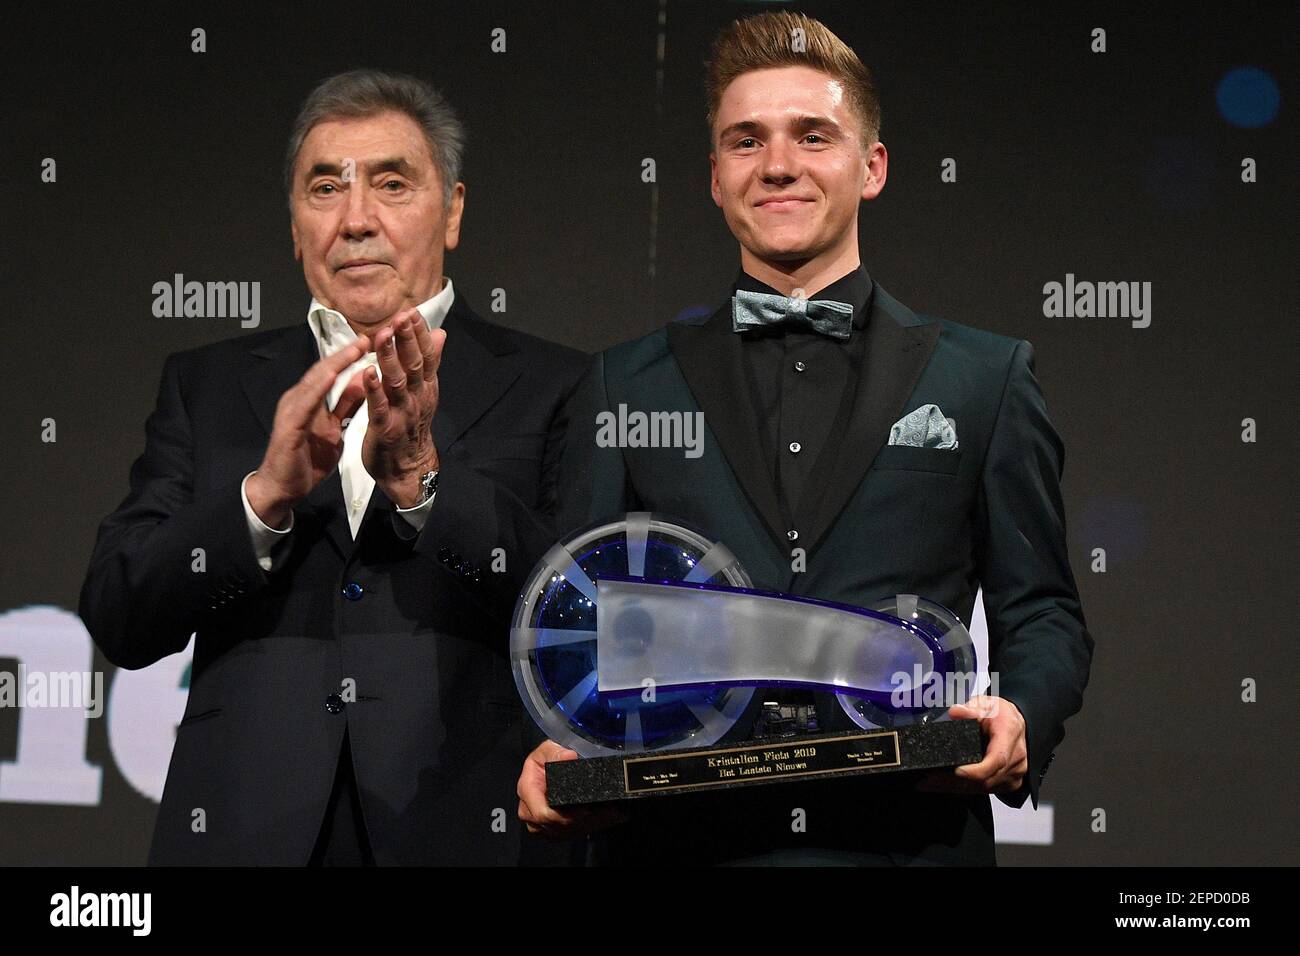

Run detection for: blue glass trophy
[[511, 513, 984, 805]]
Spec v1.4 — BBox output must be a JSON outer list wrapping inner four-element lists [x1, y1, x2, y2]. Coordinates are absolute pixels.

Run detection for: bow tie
[[731, 289, 855, 340]]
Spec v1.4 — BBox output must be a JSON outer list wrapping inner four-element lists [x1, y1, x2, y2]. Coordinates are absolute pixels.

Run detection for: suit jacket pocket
[[177, 706, 223, 727], [870, 444, 963, 475]]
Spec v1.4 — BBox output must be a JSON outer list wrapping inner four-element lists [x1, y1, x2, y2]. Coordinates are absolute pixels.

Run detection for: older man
[[80, 70, 586, 865]]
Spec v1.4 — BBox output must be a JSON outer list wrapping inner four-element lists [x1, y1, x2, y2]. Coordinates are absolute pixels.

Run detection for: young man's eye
[[736, 138, 758, 149]]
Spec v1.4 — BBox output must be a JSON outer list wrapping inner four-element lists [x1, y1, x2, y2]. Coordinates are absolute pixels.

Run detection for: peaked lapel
[[238, 293, 521, 564], [667, 280, 940, 556], [668, 308, 787, 554], [801, 284, 940, 554]]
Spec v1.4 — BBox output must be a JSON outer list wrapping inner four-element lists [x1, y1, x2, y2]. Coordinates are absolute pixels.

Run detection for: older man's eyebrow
[[303, 156, 421, 183]]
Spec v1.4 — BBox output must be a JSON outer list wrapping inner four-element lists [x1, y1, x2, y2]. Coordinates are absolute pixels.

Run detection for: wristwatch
[[408, 468, 439, 508]]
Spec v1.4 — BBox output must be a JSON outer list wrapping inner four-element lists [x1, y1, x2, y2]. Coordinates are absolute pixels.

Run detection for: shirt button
[[342, 582, 365, 601], [793, 361, 806, 372], [788, 441, 802, 454], [325, 694, 345, 714], [787, 530, 799, 541]]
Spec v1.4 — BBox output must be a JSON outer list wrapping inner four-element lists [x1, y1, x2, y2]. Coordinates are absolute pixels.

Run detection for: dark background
[[2, 0, 1296, 864]]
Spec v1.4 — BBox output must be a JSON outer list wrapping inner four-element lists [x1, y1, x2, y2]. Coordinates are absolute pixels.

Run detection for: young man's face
[[290, 110, 464, 330], [710, 65, 885, 274]]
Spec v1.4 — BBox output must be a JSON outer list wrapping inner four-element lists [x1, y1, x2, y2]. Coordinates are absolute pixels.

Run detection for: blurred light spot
[[1216, 67, 1280, 128]]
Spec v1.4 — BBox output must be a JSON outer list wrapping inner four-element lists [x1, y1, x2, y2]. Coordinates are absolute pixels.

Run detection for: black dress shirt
[[734, 265, 875, 536]]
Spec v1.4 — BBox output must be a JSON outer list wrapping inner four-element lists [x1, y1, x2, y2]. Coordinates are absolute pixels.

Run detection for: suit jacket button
[[325, 694, 345, 714], [341, 582, 365, 601]]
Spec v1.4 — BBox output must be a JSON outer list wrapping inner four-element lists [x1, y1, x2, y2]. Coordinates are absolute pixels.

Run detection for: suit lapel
[[428, 295, 522, 454], [801, 284, 940, 554], [667, 282, 940, 557], [239, 294, 521, 564], [668, 306, 788, 553], [359, 297, 522, 539]]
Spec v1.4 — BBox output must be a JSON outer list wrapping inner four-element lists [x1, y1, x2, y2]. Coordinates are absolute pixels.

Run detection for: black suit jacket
[[79, 293, 587, 865], [557, 281, 1094, 865]]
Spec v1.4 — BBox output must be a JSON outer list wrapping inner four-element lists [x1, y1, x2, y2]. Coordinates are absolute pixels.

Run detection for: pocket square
[[888, 403, 958, 450]]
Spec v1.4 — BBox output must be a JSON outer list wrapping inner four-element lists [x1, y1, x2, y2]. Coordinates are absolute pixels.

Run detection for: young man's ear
[[860, 141, 889, 202], [709, 152, 723, 208]]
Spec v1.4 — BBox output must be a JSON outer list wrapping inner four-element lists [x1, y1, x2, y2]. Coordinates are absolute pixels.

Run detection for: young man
[[517, 12, 1093, 865]]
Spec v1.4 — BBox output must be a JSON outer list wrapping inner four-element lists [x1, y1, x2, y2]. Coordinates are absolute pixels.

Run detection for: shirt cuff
[[241, 471, 294, 572], [393, 489, 436, 533]]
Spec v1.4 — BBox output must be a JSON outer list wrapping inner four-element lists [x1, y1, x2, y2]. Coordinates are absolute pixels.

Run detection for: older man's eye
[[381, 180, 406, 192], [312, 182, 338, 195]]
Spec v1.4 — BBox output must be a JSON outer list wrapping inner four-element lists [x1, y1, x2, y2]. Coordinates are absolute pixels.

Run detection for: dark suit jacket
[[79, 293, 587, 865], [557, 280, 1094, 865]]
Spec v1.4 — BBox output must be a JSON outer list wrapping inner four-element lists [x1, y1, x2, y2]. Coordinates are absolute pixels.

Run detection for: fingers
[[516, 741, 587, 836], [285, 338, 370, 430], [426, 327, 446, 382], [375, 311, 422, 394], [332, 367, 368, 429], [517, 767, 574, 833], [948, 694, 1000, 722], [403, 309, 443, 384], [951, 700, 1027, 792]]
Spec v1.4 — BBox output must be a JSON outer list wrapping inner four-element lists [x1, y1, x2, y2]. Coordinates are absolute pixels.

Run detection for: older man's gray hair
[[284, 69, 465, 209]]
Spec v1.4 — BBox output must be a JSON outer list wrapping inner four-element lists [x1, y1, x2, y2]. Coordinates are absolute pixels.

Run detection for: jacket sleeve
[[555, 352, 644, 538], [79, 353, 275, 670], [389, 356, 589, 631], [972, 340, 1095, 809]]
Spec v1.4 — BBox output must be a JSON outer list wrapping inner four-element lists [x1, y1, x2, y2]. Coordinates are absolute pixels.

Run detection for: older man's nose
[[340, 183, 379, 238]]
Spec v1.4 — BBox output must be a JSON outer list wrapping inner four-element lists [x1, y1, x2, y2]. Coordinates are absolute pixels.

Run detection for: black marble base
[[546, 720, 983, 807]]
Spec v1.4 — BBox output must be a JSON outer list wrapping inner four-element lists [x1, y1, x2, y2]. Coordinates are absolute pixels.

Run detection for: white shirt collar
[[307, 276, 456, 361], [306, 276, 455, 411]]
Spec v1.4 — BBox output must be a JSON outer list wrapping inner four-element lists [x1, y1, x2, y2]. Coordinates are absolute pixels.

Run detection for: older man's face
[[290, 110, 464, 331]]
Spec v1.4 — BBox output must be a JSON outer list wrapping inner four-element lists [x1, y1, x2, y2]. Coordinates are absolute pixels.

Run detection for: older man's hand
[[517, 740, 629, 839], [361, 309, 446, 507], [915, 695, 1029, 798], [245, 337, 373, 529]]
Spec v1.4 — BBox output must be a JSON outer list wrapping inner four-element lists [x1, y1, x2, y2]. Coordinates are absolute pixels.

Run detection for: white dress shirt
[[240, 278, 456, 571]]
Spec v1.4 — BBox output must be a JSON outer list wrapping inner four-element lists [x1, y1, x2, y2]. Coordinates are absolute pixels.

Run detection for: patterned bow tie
[[731, 289, 855, 340]]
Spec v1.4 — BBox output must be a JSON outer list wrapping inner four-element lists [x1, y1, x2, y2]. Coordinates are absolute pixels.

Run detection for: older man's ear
[[442, 181, 466, 252]]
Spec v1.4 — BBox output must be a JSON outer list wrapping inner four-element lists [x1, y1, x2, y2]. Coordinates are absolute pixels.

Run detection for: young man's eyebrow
[[717, 120, 764, 142], [790, 115, 844, 135], [717, 116, 845, 142]]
